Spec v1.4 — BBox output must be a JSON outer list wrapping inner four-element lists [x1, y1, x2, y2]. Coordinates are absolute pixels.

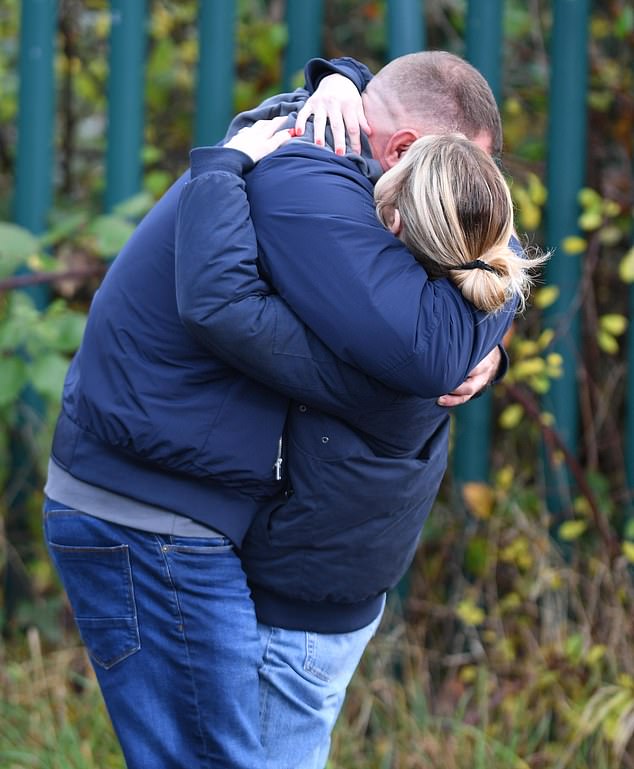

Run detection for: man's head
[[362, 51, 502, 170]]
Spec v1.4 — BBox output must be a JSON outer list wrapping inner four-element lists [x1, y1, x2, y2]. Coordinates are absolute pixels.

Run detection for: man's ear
[[383, 129, 419, 169]]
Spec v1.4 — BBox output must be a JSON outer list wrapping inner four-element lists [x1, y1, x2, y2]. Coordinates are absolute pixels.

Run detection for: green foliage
[[1, 0, 633, 764]]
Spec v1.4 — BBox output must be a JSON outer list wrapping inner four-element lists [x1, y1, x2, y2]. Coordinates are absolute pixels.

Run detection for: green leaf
[[42, 310, 87, 353], [87, 215, 136, 258], [0, 355, 28, 406], [113, 191, 155, 219], [39, 210, 89, 247], [29, 353, 70, 402], [0, 222, 40, 277]]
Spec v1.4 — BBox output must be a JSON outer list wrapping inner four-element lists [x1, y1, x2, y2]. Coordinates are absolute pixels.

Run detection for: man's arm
[[246, 144, 516, 398]]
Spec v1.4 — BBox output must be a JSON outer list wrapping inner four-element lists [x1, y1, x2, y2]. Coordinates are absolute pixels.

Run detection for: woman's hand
[[224, 116, 293, 164], [295, 73, 371, 156]]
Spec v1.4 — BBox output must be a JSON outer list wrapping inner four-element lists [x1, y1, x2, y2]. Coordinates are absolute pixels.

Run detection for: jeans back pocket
[[48, 542, 140, 670]]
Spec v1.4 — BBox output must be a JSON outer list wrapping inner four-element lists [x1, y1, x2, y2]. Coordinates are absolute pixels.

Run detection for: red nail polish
[[295, 126, 303, 136], [315, 139, 323, 146], [288, 128, 297, 137], [335, 148, 344, 156]]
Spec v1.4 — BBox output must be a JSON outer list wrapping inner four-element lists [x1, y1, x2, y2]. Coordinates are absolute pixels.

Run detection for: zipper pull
[[274, 436, 283, 481]]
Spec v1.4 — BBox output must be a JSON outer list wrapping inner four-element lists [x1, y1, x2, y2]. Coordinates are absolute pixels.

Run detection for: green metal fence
[[11, 0, 633, 521]]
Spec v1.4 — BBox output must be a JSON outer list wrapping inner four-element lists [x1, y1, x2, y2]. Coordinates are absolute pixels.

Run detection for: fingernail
[[288, 128, 297, 137], [335, 148, 344, 156], [315, 138, 323, 146], [294, 126, 303, 136]]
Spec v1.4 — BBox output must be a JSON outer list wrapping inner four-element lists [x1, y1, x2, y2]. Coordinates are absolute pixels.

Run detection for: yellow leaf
[[578, 187, 602, 208], [538, 328, 555, 349], [599, 314, 628, 336], [496, 465, 514, 491], [618, 247, 634, 283], [559, 520, 587, 541], [561, 236, 587, 254], [622, 541, 634, 564], [598, 225, 623, 246], [499, 404, 524, 429], [514, 357, 546, 379], [456, 599, 485, 627], [505, 97, 522, 116], [546, 352, 563, 368], [515, 339, 539, 358], [534, 285, 560, 309], [519, 202, 541, 231], [587, 644, 607, 665], [528, 173, 547, 206], [528, 375, 551, 394], [602, 199, 621, 217], [540, 411, 555, 426], [578, 210, 602, 231], [462, 482, 495, 519], [597, 329, 619, 355], [460, 665, 478, 683], [573, 496, 591, 516]]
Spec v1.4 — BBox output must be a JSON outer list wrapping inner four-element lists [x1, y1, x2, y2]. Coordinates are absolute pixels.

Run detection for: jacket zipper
[[273, 435, 284, 481]]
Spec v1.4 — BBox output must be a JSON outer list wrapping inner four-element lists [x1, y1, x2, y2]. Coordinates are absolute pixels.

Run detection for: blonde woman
[[374, 132, 546, 313]]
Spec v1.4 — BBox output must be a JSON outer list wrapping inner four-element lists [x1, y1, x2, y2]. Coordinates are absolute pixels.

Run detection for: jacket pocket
[[47, 542, 140, 670]]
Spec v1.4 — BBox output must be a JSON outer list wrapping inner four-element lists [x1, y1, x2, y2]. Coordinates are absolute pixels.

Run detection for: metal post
[[195, 0, 235, 146], [105, 0, 147, 211], [543, 0, 590, 510], [388, 0, 426, 58], [283, 0, 324, 90], [453, 0, 504, 485], [8, 0, 58, 625], [14, 0, 58, 249]]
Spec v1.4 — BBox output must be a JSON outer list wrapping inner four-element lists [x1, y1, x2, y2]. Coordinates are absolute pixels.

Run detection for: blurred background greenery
[[1, 1, 634, 767]]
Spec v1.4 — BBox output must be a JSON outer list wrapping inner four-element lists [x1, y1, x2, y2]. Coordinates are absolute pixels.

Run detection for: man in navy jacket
[[45, 54, 511, 769], [175, 51, 516, 769]]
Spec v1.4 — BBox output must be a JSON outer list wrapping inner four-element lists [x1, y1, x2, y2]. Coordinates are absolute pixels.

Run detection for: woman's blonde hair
[[374, 134, 547, 313]]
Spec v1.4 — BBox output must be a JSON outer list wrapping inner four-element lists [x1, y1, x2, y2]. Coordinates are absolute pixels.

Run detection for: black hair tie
[[449, 259, 497, 274]]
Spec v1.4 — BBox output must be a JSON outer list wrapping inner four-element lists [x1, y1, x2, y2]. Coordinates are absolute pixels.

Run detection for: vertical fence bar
[[8, 0, 58, 622], [542, 0, 590, 511], [105, 0, 147, 211], [283, 0, 324, 90], [453, 0, 504, 485], [14, 0, 58, 251], [388, 0, 426, 58], [195, 0, 235, 146]]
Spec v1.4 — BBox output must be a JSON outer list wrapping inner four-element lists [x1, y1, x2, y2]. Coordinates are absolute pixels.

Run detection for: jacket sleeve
[[246, 145, 516, 397], [304, 56, 374, 93], [220, 57, 373, 143], [175, 147, 400, 418]]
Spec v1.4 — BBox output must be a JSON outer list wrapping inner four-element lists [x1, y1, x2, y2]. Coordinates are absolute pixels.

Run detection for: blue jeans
[[43, 500, 265, 769], [257, 599, 385, 769]]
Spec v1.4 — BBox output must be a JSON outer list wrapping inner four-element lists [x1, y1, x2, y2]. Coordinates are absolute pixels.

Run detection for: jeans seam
[[156, 537, 211, 767]]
